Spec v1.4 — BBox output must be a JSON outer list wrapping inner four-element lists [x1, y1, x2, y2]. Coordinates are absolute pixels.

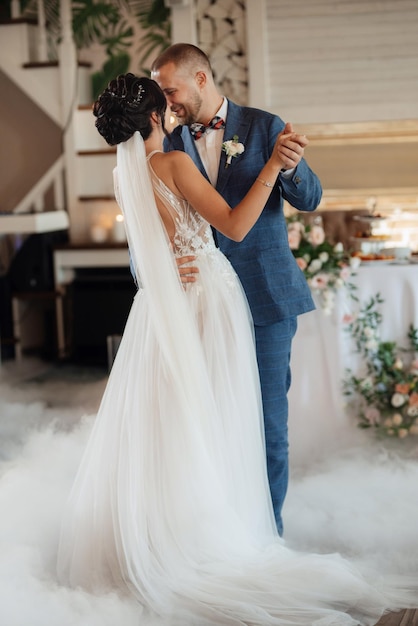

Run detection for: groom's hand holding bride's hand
[[276, 122, 309, 171], [176, 255, 199, 285]]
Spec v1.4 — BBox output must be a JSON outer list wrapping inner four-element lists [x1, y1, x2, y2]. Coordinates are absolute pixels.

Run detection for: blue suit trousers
[[254, 317, 297, 536]]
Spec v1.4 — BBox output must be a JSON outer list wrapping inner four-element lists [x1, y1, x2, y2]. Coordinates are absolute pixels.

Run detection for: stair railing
[[13, 156, 65, 215], [7, 0, 78, 228]]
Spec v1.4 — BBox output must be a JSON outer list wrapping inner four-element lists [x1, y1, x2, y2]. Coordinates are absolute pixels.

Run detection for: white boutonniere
[[222, 135, 245, 168]]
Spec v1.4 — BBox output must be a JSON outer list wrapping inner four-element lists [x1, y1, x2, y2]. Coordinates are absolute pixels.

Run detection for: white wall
[[247, 0, 418, 124]]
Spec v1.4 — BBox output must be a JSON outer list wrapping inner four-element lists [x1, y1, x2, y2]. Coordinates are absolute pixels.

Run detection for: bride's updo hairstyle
[[93, 73, 167, 146]]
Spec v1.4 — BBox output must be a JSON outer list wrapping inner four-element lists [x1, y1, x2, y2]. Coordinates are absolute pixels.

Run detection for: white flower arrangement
[[222, 135, 245, 167], [343, 294, 418, 438]]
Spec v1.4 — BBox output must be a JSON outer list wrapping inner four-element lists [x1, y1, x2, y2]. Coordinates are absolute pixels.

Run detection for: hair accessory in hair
[[109, 82, 145, 104], [94, 74, 166, 146], [134, 84, 145, 103]]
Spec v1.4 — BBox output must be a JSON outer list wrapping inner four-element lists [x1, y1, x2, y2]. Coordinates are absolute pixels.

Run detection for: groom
[[151, 43, 322, 535]]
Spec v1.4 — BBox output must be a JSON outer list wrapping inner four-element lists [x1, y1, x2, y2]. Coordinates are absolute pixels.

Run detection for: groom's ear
[[195, 71, 207, 90]]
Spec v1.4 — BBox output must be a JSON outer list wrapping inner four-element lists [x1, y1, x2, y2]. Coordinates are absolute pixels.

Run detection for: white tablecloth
[[288, 263, 418, 465]]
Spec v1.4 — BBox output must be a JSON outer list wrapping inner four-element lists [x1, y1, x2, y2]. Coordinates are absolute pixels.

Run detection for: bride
[[57, 73, 416, 625]]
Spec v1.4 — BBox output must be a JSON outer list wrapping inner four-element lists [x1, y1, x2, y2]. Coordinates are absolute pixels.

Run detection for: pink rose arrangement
[[286, 214, 357, 314]]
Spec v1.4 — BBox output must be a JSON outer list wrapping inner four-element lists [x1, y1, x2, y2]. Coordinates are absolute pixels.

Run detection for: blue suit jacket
[[165, 100, 322, 325]]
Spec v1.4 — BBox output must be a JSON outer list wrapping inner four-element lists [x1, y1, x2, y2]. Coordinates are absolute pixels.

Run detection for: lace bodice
[[147, 152, 216, 258]]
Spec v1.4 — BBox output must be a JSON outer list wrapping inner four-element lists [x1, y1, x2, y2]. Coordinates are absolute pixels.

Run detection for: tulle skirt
[[57, 247, 416, 625]]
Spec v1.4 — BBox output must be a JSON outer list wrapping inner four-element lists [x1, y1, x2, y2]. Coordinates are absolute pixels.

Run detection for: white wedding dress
[[57, 134, 416, 625]]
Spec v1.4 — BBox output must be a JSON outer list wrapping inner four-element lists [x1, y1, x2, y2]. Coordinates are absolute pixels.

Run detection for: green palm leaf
[[92, 52, 131, 100]]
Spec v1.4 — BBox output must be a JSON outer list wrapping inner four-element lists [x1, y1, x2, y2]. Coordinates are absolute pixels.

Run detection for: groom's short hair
[[152, 43, 213, 76]]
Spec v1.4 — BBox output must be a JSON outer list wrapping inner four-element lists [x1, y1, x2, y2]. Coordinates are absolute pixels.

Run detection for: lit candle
[[90, 224, 108, 243], [112, 214, 127, 242]]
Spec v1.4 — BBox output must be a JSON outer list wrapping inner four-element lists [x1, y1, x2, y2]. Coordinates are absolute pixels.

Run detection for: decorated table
[[288, 262, 418, 464]]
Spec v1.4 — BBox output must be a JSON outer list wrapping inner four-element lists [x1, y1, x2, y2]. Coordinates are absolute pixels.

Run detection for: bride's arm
[[170, 129, 307, 242]]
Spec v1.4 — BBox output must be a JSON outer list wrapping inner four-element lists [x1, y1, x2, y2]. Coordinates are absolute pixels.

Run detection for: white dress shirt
[[193, 98, 294, 185], [194, 98, 228, 186]]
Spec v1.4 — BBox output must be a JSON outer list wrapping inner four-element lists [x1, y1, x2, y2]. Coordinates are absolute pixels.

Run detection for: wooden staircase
[[0, 7, 122, 361], [0, 11, 119, 243], [73, 105, 118, 242]]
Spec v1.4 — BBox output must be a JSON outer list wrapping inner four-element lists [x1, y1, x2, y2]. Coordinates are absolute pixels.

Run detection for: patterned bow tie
[[189, 116, 226, 140]]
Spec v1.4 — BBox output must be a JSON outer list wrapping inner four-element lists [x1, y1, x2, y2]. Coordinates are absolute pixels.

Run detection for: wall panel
[[248, 0, 418, 124]]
